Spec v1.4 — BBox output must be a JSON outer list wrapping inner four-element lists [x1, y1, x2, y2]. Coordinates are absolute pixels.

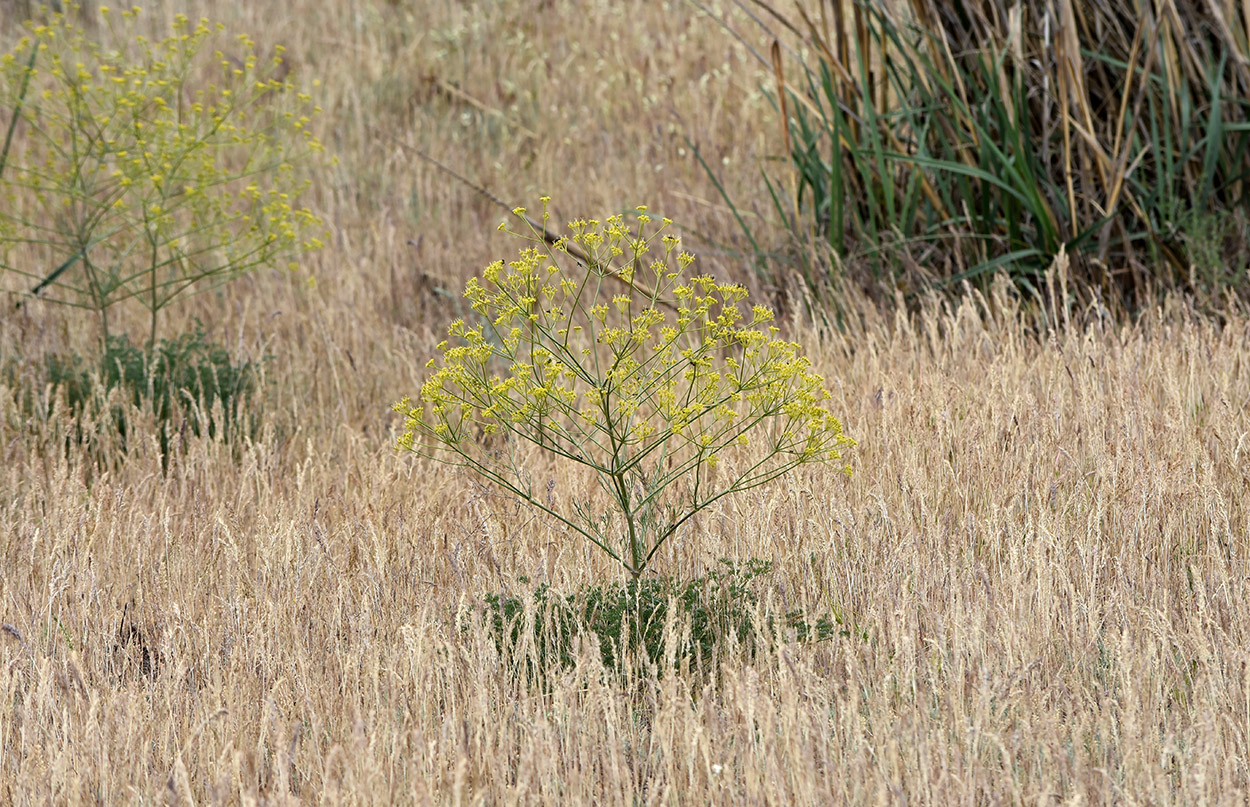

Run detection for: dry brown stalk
[[375, 128, 674, 311]]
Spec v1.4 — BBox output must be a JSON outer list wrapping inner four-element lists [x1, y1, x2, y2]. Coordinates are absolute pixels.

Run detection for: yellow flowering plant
[[396, 200, 854, 579], [0, 5, 329, 345]]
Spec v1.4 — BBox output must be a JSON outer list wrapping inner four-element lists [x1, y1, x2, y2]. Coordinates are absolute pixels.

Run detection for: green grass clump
[[483, 558, 846, 684], [5, 324, 263, 468]]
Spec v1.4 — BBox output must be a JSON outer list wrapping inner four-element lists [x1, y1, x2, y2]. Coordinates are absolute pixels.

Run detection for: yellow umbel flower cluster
[[396, 200, 853, 578]]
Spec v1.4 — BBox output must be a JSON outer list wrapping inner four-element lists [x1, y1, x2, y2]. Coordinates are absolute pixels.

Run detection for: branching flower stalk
[[396, 200, 855, 579], [0, 5, 330, 346]]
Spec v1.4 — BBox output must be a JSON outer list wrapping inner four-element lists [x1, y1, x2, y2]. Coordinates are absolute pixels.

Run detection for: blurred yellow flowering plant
[[396, 200, 854, 579], [0, 5, 329, 345]]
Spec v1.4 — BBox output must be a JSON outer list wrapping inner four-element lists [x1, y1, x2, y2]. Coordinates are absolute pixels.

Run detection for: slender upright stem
[[598, 367, 643, 577], [0, 46, 38, 182], [78, 243, 109, 344], [149, 240, 160, 350]]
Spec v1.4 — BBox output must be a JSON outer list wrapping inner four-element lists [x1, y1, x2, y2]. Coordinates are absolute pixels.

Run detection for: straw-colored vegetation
[[1, 2, 1248, 804]]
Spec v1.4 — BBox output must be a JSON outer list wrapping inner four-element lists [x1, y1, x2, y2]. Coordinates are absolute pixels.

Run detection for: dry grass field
[[2, 1, 1249, 804]]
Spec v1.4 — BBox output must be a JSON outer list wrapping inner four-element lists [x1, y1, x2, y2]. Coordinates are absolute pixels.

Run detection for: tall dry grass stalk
[[1, 1, 1248, 804]]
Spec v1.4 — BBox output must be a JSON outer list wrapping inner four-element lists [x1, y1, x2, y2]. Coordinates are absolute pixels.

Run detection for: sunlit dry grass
[[2, 1, 1249, 805]]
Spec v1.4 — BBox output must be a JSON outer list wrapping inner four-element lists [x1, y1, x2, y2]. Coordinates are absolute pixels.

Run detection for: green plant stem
[[78, 247, 109, 344], [0, 45, 38, 182], [148, 230, 161, 349], [599, 376, 642, 577]]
